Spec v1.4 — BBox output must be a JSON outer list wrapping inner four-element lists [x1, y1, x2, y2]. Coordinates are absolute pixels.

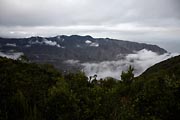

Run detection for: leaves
[[121, 65, 134, 84], [0, 56, 180, 120]]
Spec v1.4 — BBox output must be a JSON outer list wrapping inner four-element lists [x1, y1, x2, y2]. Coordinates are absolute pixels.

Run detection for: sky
[[0, 0, 180, 52]]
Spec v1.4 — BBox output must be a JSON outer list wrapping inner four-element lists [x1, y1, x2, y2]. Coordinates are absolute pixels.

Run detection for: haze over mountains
[[0, 35, 178, 79], [0, 0, 180, 119]]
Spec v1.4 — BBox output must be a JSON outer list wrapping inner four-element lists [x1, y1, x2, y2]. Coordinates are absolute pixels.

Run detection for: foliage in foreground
[[0, 56, 180, 120]]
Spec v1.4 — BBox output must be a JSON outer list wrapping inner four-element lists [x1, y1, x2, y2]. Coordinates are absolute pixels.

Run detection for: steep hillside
[[139, 55, 180, 80]]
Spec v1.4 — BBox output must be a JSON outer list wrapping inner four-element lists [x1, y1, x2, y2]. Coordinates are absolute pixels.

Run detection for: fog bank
[[82, 49, 179, 79]]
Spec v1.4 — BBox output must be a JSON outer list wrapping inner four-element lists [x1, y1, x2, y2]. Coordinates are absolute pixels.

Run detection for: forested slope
[[140, 55, 180, 80], [0, 56, 180, 120]]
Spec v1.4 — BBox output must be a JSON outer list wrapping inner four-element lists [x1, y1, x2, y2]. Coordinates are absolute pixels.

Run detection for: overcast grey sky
[[0, 0, 180, 51]]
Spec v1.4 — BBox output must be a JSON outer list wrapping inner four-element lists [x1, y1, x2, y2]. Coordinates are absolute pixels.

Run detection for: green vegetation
[[121, 65, 134, 84], [0, 56, 180, 120]]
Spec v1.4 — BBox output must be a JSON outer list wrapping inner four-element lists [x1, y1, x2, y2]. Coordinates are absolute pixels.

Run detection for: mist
[[0, 52, 23, 60], [81, 49, 179, 79]]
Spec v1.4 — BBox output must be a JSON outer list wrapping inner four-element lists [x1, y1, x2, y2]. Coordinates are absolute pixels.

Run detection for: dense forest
[[0, 55, 180, 120]]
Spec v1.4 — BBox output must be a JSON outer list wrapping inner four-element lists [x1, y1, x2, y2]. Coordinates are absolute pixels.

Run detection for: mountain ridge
[[0, 35, 167, 72]]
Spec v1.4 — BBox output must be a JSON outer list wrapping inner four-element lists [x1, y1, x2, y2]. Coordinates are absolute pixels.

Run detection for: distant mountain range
[[0, 35, 167, 72]]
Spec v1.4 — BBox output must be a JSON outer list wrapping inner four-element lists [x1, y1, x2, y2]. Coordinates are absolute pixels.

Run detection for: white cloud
[[0, 52, 23, 60], [6, 43, 17, 47], [81, 49, 179, 79], [43, 38, 66, 48], [43, 38, 58, 46], [85, 40, 92, 44], [64, 59, 80, 64], [28, 38, 63, 47], [89, 42, 99, 47]]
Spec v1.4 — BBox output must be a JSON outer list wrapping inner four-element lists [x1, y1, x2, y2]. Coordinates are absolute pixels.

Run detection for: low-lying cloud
[[64, 59, 80, 64], [81, 49, 179, 79], [28, 38, 63, 48], [0, 48, 179, 80], [0, 52, 23, 60]]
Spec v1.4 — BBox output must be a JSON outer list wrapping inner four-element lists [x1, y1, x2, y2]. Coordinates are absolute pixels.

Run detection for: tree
[[121, 66, 134, 84], [18, 55, 29, 62]]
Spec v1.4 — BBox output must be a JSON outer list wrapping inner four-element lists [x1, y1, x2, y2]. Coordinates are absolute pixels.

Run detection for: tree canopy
[[0, 56, 180, 120]]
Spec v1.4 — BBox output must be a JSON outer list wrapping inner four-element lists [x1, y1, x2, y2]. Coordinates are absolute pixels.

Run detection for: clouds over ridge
[[81, 49, 179, 79]]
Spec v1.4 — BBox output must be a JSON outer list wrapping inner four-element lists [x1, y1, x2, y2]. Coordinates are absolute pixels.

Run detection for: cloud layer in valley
[[0, 52, 23, 60], [81, 49, 179, 79]]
